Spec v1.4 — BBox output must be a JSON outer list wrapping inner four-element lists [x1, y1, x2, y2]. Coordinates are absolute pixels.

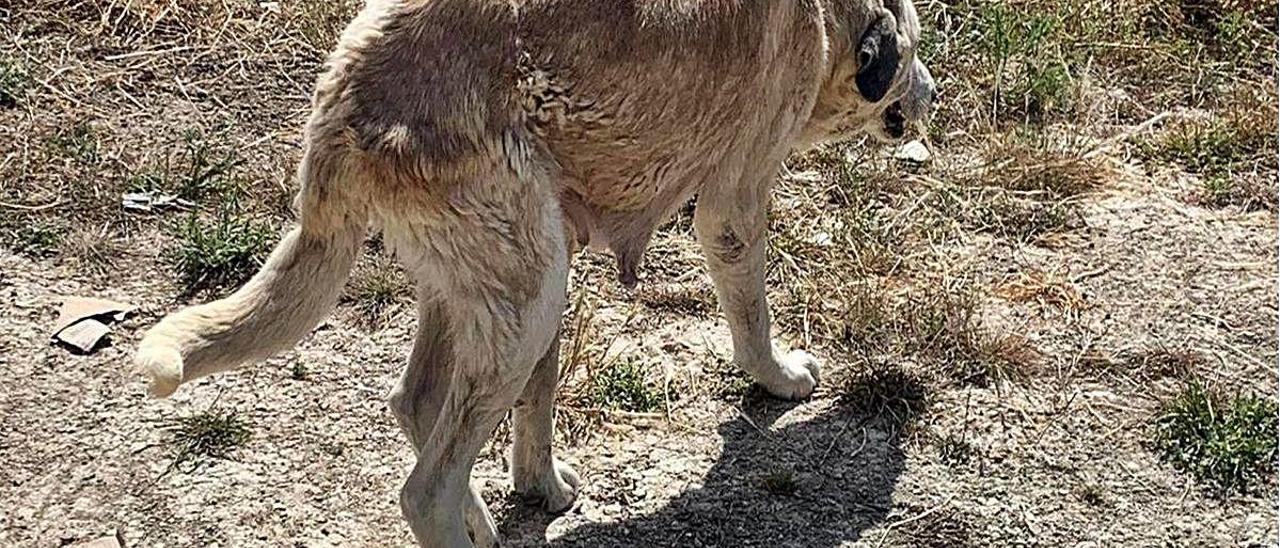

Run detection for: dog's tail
[[135, 143, 368, 397]]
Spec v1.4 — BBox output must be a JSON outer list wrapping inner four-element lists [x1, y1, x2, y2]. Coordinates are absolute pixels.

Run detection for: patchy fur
[[134, 0, 933, 545]]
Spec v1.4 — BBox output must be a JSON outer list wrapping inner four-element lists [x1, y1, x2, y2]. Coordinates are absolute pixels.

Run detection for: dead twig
[[0, 200, 62, 212]]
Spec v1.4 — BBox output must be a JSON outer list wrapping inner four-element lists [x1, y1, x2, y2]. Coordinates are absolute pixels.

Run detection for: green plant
[[4, 220, 63, 257], [170, 201, 273, 293], [760, 469, 799, 496], [1152, 118, 1249, 173], [588, 358, 662, 412], [131, 128, 242, 201], [0, 56, 28, 108], [981, 6, 1074, 121], [1154, 382, 1278, 493], [1196, 174, 1275, 212], [701, 352, 754, 400], [47, 121, 100, 164], [175, 128, 241, 200], [163, 410, 252, 470]]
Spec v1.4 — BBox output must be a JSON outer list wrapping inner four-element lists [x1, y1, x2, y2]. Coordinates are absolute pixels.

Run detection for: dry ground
[[1, 1, 1277, 547]]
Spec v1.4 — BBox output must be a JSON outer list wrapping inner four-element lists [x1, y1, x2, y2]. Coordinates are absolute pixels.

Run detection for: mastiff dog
[[135, 0, 935, 545]]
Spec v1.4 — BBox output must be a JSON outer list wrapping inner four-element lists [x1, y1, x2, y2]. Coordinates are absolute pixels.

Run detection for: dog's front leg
[[693, 176, 821, 400]]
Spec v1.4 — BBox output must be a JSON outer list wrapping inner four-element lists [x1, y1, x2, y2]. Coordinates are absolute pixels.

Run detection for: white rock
[[892, 140, 931, 163]]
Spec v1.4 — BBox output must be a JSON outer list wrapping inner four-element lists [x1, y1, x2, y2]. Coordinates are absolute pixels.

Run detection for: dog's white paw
[[514, 457, 580, 513], [751, 348, 822, 400]]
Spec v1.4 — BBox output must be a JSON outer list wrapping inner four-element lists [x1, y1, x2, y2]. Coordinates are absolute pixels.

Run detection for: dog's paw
[[465, 486, 499, 548], [753, 348, 822, 400], [514, 457, 580, 513]]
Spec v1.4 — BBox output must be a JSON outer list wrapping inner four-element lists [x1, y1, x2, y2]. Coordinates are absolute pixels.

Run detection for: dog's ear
[[855, 17, 900, 103]]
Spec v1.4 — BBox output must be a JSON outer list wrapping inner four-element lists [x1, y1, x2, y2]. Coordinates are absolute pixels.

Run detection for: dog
[[134, 0, 934, 545]]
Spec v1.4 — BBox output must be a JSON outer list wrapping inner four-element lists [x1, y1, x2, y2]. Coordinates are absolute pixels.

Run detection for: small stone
[[892, 139, 931, 163]]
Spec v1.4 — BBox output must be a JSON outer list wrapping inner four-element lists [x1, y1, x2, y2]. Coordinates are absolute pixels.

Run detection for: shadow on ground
[[499, 393, 912, 547]]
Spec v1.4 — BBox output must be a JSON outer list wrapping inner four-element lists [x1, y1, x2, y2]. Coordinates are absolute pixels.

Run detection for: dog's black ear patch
[[856, 17, 900, 103]]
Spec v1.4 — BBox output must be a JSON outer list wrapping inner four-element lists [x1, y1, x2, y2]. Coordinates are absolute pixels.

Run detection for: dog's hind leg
[[389, 292, 499, 547], [510, 328, 580, 512], [393, 177, 568, 547], [694, 174, 821, 400]]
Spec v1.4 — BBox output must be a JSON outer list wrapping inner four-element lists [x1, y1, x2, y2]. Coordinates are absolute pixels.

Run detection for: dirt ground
[[1, 1, 1276, 547]]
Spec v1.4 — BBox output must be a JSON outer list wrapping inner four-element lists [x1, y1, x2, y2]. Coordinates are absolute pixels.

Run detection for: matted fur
[[135, 0, 933, 545]]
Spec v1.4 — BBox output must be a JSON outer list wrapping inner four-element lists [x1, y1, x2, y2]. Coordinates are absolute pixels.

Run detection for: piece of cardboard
[[51, 297, 136, 354]]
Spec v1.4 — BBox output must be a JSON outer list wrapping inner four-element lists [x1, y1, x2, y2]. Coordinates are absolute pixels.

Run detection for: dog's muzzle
[[877, 59, 935, 141], [901, 58, 936, 121]]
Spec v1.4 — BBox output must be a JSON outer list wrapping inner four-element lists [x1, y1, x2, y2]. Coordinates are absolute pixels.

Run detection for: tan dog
[[135, 0, 934, 545]]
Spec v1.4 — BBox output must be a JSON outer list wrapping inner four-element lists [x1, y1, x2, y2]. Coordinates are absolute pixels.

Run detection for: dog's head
[[800, 0, 936, 146]]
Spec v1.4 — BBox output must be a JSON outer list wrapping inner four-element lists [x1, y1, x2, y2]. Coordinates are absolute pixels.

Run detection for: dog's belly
[[513, 2, 825, 287], [551, 148, 706, 289], [535, 85, 748, 288]]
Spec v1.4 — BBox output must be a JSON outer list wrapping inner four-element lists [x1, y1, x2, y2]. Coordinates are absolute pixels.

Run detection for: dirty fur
[[134, 0, 933, 546]]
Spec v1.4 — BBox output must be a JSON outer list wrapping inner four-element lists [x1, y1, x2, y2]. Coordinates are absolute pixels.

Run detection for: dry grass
[[996, 268, 1087, 311], [840, 361, 931, 429], [1081, 343, 1208, 384], [634, 281, 716, 316], [0, 0, 1275, 545], [888, 503, 979, 548], [61, 223, 126, 277], [344, 251, 412, 327]]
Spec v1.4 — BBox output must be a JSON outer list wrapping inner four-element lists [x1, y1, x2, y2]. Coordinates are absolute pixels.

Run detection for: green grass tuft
[[1149, 118, 1252, 173], [47, 121, 100, 164], [170, 201, 273, 293], [760, 468, 799, 496], [980, 6, 1075, 121], [163, 410, 252, 469], [3, 219, 63, 258], [131, 128, 242, 201], [588, 358, 662, 413], [1196, 173, 1276, 212], [0, 55, 29, 108], [1154, 381, 1278, 493]]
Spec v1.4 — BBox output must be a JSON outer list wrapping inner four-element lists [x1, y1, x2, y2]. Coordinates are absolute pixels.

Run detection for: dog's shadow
[[498, 390, 913, 547]]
